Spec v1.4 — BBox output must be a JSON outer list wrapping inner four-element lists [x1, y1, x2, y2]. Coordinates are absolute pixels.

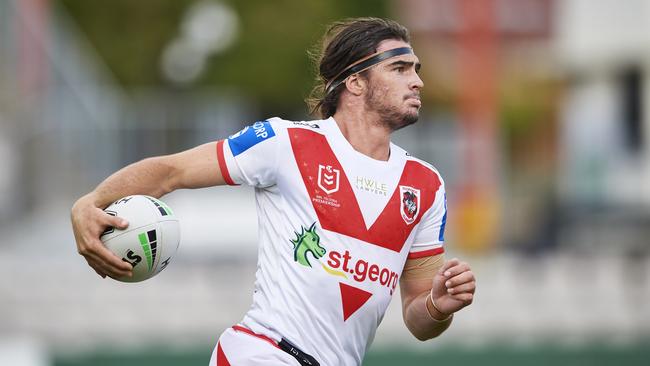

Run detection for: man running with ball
[[71, 17, 476, 366]]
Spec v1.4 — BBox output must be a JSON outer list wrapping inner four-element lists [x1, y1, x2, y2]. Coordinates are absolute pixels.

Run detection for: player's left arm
[[399, 254, 475, 341]]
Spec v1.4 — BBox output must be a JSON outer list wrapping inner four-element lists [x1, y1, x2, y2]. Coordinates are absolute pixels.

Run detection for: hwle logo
[[355, 176, 388, 196], [318, 164, 340, 194]]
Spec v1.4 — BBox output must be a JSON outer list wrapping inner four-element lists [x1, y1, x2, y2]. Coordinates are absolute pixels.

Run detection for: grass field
[[55, 343, 650, 366]]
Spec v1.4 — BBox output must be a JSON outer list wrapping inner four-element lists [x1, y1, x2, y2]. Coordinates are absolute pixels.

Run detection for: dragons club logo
[[290, 222, 326, 268], [399, 185, 420, 225], [318, 164, 340, 194]]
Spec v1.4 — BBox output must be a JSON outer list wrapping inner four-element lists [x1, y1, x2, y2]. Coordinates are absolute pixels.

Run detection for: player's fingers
[[82, 238, 132, 276], [82, 250, 120, 277], [91, 237, 132, 270], [77, 229, 132, 275], [102, 212, 129, 230], [444, 270, 475, 289], [84, 255, 119, 279], [83, 257, 107, 278], [450, 292, 474, 303], [441, 260, 471, 278], [438, 258, 460, 275], [90, 262, 108, 279], [96, 250, 133, 277], [447, 281, 476, 295], [94, 256, 131, 279]]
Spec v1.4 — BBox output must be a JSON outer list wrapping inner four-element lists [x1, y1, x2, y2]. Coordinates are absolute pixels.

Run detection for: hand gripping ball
[[100, 195, 180, 282]]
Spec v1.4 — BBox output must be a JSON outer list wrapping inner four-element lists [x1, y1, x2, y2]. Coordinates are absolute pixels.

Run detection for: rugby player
[[71, 17, 476, 366]]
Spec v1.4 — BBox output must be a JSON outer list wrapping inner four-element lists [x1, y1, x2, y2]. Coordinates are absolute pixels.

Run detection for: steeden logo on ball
[[100, 195, 180, 282]]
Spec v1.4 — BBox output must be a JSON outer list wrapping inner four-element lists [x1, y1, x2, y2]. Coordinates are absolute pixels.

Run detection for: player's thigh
[[209, 327, 300, 366]]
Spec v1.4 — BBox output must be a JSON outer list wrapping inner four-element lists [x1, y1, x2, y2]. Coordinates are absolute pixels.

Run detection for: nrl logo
[[400, 185, 420, 225], [318, 164, 340, 194]]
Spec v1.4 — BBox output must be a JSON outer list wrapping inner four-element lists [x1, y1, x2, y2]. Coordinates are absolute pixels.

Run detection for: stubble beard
[[365, 85, 419, 132]]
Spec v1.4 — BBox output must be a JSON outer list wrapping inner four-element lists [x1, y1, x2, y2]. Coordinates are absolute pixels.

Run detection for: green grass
[[55, 343, 650, 366]]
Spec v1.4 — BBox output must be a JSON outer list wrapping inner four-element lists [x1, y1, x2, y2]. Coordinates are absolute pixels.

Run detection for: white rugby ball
[[100, 195, 180, 282]]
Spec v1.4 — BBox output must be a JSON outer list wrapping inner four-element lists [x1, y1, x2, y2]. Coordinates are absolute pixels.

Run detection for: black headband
[[325, 47, 414, 95]]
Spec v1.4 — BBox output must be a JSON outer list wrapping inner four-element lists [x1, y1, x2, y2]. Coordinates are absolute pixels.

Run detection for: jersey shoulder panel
[[278, 117, 329, 138], [222, 117, 296, 187], [228, 116, 325, 148], [394, 145, 448, 253], [392, 143, 445, 187]]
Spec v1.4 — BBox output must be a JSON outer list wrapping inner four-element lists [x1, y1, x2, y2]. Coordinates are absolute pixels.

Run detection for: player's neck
[[332, 108, 392, 161]]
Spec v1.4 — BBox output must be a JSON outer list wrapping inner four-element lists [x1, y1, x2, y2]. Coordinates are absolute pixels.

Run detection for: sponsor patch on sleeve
[[227, 120, 276, 156]]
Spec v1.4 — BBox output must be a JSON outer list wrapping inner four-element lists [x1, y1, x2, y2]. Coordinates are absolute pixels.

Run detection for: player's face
[[364, 39, 423, 131]]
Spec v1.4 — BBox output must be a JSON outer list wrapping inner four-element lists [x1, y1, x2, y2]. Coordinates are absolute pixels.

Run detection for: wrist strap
[[425, 293, 452, 322]]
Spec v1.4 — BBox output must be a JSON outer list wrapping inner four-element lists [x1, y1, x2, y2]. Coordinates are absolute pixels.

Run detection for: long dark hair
[[306, 17, 410, 118]]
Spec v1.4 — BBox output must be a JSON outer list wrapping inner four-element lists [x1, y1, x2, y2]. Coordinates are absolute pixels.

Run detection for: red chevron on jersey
[[288, 128, 440, 252], [339, 282, 373, 321]]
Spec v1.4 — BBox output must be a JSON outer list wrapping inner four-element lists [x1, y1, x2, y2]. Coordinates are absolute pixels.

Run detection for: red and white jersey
[[216, 117, 447, 365]]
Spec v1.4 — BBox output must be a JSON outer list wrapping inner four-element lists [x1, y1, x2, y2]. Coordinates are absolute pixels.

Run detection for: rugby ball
[[100, 195, 180, 282]]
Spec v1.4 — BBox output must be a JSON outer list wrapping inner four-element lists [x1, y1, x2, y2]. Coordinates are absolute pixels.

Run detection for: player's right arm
[[71, 142, 228, 279]]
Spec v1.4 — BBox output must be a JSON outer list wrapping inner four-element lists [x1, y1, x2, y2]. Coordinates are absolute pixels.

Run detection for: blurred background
[[1, 0, 649, 365]]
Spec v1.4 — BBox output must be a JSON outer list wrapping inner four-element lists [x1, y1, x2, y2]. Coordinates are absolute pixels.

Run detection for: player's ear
[[345, 73, 366, 96]]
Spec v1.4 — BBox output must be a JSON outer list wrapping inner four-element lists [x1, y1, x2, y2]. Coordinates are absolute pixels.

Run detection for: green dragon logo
[[290, 222, 326, 267]]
